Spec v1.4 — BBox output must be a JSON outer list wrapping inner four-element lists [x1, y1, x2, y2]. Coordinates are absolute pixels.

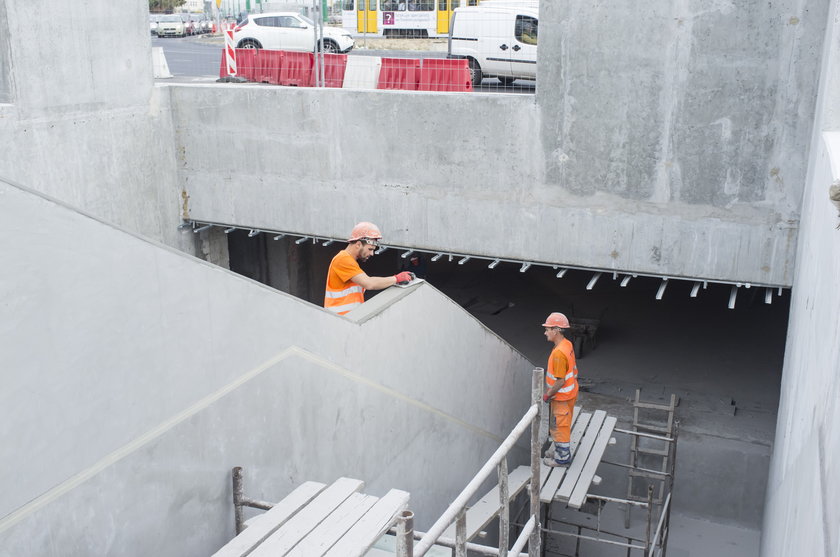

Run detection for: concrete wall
[[0, 178, 533, 556], [174, 0, 827, 288], [761, 4, 840, 551], [0, 0, 192, 253]]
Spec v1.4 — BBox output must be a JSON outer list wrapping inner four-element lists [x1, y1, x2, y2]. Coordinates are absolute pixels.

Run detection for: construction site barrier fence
[[218, 49, 471, 92]]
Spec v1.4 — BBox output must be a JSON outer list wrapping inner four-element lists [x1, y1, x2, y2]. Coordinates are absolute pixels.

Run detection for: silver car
[[157, 14, 187, 38]]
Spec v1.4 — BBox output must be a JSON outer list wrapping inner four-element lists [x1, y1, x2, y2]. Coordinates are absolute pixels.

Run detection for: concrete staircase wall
[[0, 179, 533, 557]]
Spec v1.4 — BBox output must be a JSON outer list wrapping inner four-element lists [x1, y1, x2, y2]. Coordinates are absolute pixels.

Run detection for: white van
[[447, 5, 538, 87]]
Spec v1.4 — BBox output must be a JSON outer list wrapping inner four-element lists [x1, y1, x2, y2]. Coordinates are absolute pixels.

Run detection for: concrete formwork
[[0, 179, 533, 556]]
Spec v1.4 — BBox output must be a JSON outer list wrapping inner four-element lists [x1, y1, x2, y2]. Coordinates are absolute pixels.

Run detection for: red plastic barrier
[[377, 58, 421, 90], [218, 49, 347, 88], [418, 58, 473, 92], [255, 50, 284, 84], [311, 53, 348, 88], [233, 48, 259, 81], [278, 51, 314, 87]]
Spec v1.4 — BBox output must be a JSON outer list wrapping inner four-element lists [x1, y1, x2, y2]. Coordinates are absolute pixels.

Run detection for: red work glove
[[394, 271, 414, 285], [543, 393, 551, 403]]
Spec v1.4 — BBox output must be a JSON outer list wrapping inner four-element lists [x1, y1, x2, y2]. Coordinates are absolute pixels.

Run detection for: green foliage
[[149, 0, 187, 12]]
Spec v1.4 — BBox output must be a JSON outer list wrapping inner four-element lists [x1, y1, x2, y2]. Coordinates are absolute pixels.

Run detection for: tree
[[149, 0, 187, 13]]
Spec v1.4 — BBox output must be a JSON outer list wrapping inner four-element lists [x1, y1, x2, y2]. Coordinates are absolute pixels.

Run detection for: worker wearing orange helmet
[[323, 222, 414, 315], [541, 312, 579, 467]]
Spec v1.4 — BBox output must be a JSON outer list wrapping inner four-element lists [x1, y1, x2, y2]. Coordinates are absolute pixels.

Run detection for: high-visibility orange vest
[[324, 250, 365, 315], [546, 337, 579, 401]]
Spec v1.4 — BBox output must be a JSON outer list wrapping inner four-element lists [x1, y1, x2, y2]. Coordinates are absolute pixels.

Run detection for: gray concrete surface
[[760, 3, 840, 547], [0, 178, 534, 556], [0, 1, 194, 255], [1, 0, 839, 555], [172, 0, 828, 288]]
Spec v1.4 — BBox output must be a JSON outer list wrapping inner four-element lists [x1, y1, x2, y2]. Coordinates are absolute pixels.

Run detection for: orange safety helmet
[[542, 312, 570, 329], [348, 221, 383, 243]]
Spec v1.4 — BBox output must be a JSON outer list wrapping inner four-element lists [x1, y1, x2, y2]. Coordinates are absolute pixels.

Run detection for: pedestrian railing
[[395, 367, 545, 557]]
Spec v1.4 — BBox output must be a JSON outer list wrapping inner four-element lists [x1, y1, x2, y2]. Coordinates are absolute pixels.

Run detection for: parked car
[[150, 15, 162, 35], [157, 14, 188, 37], [233, 12, 354, 53], [448, 4, 538, 86]]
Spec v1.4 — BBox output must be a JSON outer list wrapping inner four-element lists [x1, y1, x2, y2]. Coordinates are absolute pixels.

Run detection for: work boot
[[542, 456, 571, 468], [555, 444, 572, 466]]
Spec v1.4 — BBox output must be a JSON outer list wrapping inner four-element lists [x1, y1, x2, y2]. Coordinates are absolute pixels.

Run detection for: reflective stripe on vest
[[546, 338, 579, 400], [324, 284, 364, 315]]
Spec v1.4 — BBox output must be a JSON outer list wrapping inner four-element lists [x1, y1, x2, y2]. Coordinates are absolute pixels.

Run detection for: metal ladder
[[624, 389, 678, 529]]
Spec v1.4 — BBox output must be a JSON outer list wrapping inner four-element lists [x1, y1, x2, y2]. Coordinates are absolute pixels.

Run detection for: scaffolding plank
[[285, 492, 379, 557], [324, 489, 411, 557], [212, 481, 327, 557], [250, 478, 364, 557], [555, 410, 607, 501], [540, 412, 592, 503], [441, 465, 531, 542], [568, 416, 617, 509]]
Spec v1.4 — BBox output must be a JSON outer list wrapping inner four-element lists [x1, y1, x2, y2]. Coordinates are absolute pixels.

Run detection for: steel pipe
[[586, 272, 602, 290], [690, 281, 701, 297], [509, 515, 535, 556], [655, 278, 669, 300], [396, 510, 414, 557], [728, 285, 738, 309]]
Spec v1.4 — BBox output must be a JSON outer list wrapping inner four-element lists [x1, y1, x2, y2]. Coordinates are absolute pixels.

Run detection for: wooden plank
[[324, 488, 411, 557], [568, 416, 617, 509], [540, 412, 591, 503], [249, 478, 364, 557], [555, 410, 607, 501], [285, 492, 379, 557], [212, 481, 327, 557], [441, 465, 531, 541]]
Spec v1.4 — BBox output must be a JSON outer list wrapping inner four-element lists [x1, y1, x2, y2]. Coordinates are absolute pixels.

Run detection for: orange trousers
[[549, 398, 576, 443]]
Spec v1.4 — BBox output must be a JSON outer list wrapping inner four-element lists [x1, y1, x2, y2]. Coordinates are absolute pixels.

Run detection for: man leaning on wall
[[323, 222, 414, 315]]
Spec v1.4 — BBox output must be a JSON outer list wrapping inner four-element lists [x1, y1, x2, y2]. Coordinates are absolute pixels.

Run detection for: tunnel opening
[[226, 231, 789, 544]]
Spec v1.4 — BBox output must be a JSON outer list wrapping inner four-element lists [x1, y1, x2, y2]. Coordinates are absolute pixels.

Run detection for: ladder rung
[[637, 447, 670, 456]]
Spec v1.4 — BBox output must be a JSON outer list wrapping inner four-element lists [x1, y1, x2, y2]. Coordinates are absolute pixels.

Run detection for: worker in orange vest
[[324, 222, 414, 315], [541, 312, 579, 467]]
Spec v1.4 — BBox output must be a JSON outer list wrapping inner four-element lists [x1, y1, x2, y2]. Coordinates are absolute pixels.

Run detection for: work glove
[[394, 271, 415, 285], [542, 393, 551, 403]]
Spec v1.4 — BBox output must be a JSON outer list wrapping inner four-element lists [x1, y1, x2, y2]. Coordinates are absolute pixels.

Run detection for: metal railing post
[[529, 367, 543, 557], [232, 466, 245, 535], [396, 510, 415, 557], [455, 508, 467, 557], [498, 459, 509, 557]]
